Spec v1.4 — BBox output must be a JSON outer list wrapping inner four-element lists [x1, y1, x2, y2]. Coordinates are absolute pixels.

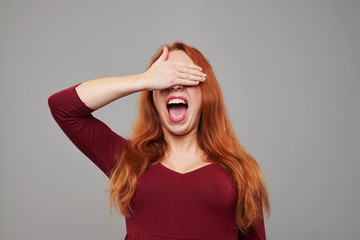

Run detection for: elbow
[[47, 92, 59, 112], [47, 91, 65, 119]]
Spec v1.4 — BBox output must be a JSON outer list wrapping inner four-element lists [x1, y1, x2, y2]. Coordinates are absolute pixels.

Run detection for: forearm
[[75, 74, 147, 110], [75, 46, 206, 111]]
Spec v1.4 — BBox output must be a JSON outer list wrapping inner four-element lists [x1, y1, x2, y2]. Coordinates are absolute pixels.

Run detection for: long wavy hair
[[108, 41, 270, 233]]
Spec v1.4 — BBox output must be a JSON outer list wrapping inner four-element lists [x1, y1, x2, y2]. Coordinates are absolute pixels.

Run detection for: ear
[[157, 46, 169, 61]]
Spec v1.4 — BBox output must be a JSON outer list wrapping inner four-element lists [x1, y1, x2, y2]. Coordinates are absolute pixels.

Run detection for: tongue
[[168, 105, 187, 119]]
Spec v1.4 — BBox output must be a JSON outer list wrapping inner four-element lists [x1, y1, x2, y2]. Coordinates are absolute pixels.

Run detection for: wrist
[[134, 73, 149, 91]]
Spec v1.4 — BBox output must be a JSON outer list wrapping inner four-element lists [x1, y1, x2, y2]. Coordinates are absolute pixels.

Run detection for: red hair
[[108, 41, 270, 233]]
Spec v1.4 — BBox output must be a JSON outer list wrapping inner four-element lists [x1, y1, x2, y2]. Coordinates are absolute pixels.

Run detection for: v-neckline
[[157, 162, 217, 176]]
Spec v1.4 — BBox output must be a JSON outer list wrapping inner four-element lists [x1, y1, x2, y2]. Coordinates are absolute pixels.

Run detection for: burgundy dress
[[47, 83, 266, 240]]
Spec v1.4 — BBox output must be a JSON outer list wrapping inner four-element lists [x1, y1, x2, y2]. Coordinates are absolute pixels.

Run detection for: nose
[[169, 85, 183, 91]]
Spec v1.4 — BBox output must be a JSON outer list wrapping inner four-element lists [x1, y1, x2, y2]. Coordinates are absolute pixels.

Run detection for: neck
[[163, 129, 199, 156]]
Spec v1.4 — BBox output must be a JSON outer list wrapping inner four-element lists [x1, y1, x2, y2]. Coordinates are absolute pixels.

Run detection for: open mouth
[[166, 97, 188, 122]]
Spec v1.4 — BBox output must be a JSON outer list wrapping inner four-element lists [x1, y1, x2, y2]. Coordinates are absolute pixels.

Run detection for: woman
[[48, 41, 270, 240]]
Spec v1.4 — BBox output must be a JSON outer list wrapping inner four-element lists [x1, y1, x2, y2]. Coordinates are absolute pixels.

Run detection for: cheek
[[191, 96, 202, 116], [195, 102, 202, 116], [192, 88, 202, 110], [152, 91, 163, 112]]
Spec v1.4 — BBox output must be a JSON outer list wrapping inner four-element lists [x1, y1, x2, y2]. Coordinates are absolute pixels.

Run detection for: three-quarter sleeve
[[47, 83, 128, 178]]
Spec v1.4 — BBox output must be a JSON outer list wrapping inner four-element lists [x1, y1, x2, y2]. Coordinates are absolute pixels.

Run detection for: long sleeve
[[238, 202, 266, 240], [238, 216, 266, 240], [47, 83, 128, 178]]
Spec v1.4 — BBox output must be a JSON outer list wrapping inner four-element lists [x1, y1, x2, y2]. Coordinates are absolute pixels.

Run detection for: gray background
[[1, 0, 359, 239]]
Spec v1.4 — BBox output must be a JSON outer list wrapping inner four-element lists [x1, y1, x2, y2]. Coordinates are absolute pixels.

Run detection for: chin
[[164, 125, 192, 136], [168, 129, 189, 136]]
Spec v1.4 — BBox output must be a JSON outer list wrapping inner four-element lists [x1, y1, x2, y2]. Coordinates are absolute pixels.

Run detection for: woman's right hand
[[140, 46, 206, 91]]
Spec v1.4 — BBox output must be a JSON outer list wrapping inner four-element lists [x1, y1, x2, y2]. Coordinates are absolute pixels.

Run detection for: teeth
[[167, 99, 186, 105]]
